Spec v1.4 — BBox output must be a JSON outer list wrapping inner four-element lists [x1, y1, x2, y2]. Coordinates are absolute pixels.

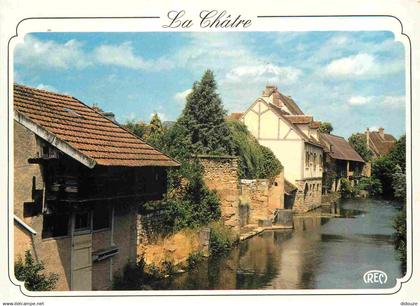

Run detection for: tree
[[318, 122, 333, 134], [147, 113, 165, 149], [388, 134, 406, 172], [15, 250, 58, 291], [174, 70, 235, 156], [348, 133, 373, 161], [123, 120, 147, 139], [372, 155, 396, 196]]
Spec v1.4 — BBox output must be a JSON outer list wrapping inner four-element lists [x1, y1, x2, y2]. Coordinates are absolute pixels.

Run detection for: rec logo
[[363, 270, 388, 285]]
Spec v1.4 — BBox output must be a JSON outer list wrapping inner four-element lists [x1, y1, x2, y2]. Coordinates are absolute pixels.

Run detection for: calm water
[[151, 198, 404, 290]]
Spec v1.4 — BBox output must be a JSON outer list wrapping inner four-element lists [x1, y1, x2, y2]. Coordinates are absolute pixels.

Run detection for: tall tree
[[348, 133, 373, 161], [174, 70, 235, 156], [318, 121, 333, 134]]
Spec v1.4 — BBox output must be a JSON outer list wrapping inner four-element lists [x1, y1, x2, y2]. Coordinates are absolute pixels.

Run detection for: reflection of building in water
[[268, 216, 326, 289]]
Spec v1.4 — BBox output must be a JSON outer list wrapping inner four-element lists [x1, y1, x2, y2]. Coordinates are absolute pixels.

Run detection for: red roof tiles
[[320, 133, 365, 163], [14, 84, 179, 168], [368, 131, 396, 156]]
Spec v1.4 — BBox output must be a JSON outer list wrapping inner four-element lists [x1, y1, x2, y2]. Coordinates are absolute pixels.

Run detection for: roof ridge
[[14, 83, 74, 99]]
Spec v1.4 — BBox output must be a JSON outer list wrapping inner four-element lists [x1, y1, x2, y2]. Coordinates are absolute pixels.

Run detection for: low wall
[[239, 172, 284, 225], [198, 155, 241, 231], [137, 228, 209, 269], [293, 178, 323, 213]]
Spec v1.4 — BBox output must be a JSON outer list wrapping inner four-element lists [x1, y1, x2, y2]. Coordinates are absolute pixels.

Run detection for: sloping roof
[[14, 84, 179, 168], [368, 131, 396, 156], [284, 115, 313, 124], [267, 104, 323, 148], [277, 92, 304, 115], [284, 179, 298, 194], [228, 112, 244, 120], [320, 133, 365, 163]]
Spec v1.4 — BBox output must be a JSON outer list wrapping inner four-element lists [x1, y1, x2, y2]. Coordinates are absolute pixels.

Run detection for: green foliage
[[122, 120, 147, 139], [173, 70, 235, 156], [393, 208, 407, 273], [339, 178, 354, 198], [227, 120, 282, 179], [348, 133, 373, 162], [147, 112, 165, 149], [372, 155, 396, 196], [392, 165, 406, 202], [318, 121, 333, 134], [142, 159, 221, 236], [388, 135, 406, 172], [113, 257, 165, 290], [355, 176, 383, 196], [15, 250, 58, 291], [209, 221, 236, 256], [187, 251, 205, 269]]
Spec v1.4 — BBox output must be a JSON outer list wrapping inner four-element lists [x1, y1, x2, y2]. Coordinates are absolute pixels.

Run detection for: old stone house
[[238, 85, 324, 213], [13, 84, 178, 291], [320, 133, 365, 192], [365, 127, 396, 158]]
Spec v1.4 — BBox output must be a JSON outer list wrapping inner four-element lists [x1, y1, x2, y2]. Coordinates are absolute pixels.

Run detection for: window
[[74, 211, 91, 232], [93, 204, 110, 231], [305, 152, 310, 167], [313, 153, 316, 171], [42, 213, 70, 239]]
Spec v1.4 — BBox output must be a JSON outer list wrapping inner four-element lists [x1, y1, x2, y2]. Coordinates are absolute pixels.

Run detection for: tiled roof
[[277, 92, 304, 115], [284, 115, 313, 124], [228, 112, 244, 120], [310, 121, 320, 129], [320, 133, 365, 163], [368, 131, 396, 156], [14, 84, 179, 168]]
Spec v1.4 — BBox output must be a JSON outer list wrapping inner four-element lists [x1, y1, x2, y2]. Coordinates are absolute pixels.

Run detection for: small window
[[74, 211, 91, 232], [93, 204, 110, 231], [42, 213, 70, 239]]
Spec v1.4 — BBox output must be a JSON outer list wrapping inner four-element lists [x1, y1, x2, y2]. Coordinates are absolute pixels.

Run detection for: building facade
[[13, 84, 178, 291], [239, 85, 323, 213], [320, 133, 365, 193]]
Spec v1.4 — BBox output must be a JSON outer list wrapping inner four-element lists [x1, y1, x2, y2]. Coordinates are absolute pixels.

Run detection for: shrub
[[187, 251, 205, 269], [227, 120, 283, 179], [15, 250, 58, 291], [209, 221, 236, 256], [393, 208, 407, 273], [339, 178, 353, 198], [355, 177, 383, 196]]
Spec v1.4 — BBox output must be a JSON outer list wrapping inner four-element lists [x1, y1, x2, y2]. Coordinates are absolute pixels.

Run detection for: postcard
[[0, 1, 419, 305]]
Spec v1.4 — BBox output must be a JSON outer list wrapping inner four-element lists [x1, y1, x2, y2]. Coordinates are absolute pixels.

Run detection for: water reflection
[[147, 198, 404, 290]]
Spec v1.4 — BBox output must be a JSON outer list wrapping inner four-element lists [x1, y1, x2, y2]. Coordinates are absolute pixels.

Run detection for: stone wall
[[239, 172, 284, 225], [293, 178, 323, 213], [137, 226, 210, 269], [198, 156, 240, 231]]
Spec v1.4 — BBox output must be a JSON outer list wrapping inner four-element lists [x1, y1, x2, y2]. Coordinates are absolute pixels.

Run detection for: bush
[[355, 177, 383, 196], [15, 250, 58, 291], [187, 251, 205, 269], [209, 221, 236, 256], [393, 208, 407, 273], [339, 178, 353, 198], [227, 120, 283, 179]]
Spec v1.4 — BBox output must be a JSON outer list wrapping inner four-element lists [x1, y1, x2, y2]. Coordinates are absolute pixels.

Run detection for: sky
[[14, 31, 406, 138]]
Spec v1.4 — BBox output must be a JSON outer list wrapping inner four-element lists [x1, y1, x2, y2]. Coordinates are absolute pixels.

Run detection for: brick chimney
[[262, 85, 277, 97], [366, 128, 370, 147], [378, 127, 385, 139]]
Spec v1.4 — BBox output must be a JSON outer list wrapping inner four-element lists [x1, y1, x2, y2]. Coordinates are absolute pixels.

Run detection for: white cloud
[[15, 34, 89, 69], [382, 96, 405, 108], [174, 89, 192, 104], [348, 96, 373, 106], [94, 42, 152, 69], [36, 83, 58, 92], [224, 64, 301, 85], [326, 53, 376, 77]]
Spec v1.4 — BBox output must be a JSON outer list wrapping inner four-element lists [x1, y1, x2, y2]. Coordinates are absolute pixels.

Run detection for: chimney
[[366, 128, 370, 147], [262, 85, 277, 97], [379, 127, 385, 139]]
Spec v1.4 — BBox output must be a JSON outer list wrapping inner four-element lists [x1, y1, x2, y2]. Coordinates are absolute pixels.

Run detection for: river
[[144, 198, 404, 290]]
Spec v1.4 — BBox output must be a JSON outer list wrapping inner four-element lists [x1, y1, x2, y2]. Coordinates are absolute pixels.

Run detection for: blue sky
[[14, 31, 405, 138]]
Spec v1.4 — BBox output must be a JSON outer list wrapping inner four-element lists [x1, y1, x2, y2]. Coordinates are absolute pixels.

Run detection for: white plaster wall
[[303, 143, 323, 179], [259, 111, 278, 139], [259, 139, 304, 183]]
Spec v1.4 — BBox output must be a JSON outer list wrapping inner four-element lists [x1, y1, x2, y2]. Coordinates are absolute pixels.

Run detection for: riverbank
[[133, 197, 403, 290]]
